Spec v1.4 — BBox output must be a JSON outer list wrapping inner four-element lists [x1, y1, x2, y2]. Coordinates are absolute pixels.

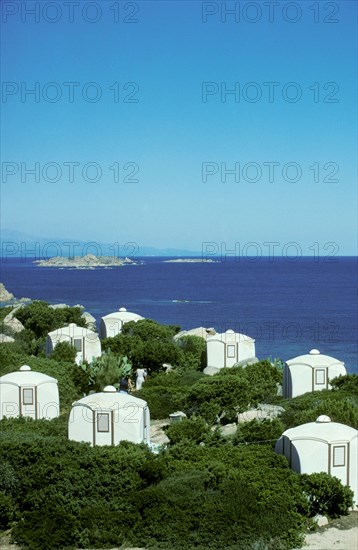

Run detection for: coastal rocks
[[219, 423, 237, 436], [82, 311, 97, 331], [234, 357, 259, 367], [203, 366, 221, 376], [237, 404, 285, 423], [2, 313, 24, 334], [150, 420, 170, 446], [174, 326, 216, 341], [315, 515, 329, 527], [202, 357, 259, 376], [34, 254, 139, 268], [0, 283, 31, 304], [163, 363, 175, 373], [2, 305, 25, 334], [0, 283, 14, 302], [0, 334, 15, 343]]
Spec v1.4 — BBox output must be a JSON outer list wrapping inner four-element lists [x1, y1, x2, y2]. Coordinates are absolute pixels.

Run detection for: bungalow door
[[72, 337, 84, 363], [19, 386, 37, 419], [330, 443, 349, 487], [313, 368, 328, 391], [93, 411, 114, 446]]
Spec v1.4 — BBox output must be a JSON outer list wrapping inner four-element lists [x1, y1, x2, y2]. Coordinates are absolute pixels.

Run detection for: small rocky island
[[34, 254, 139, 269]]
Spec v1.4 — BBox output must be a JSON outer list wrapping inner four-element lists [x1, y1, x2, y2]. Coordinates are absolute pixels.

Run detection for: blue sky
[[1, 0, 357, 254]]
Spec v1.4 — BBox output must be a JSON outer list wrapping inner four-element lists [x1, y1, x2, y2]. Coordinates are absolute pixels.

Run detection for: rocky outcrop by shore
[[0, 283, 31, 305], [34, 254, 138, 268], [0, 283, 14, 302]]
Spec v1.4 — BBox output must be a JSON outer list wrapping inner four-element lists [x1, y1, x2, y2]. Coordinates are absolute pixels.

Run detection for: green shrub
[[184, 373, 251, 424], [281, 390, 358, 429], [165, 417, 211, 445], [15, 301, 86, 339], [50, 341, 77, 363], [131, 446, 306, 550], [330, 374, 358, 395], [300, 472, 354, 518], [0, 491, 17, 529], [102, 319, 183, 373], [137, 371, 204, 419], [177, 335, 207, 371], [234, 417, 285, 446]]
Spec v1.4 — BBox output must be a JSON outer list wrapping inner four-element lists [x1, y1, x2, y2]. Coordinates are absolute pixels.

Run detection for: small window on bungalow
[[333, 446, 346, 467], [97, 413, 110, 433], [22, 388, 34, 405], [227, 344, 236, 359], [73, 338, 82, 352], [315, 369, 326, 385]]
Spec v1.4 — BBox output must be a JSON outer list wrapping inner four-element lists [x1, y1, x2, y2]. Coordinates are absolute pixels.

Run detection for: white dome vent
[[309, 349, 320, 355], [103, 385, 117, 393], [316, 415, 331, 423], [19, 365, 31, 371]]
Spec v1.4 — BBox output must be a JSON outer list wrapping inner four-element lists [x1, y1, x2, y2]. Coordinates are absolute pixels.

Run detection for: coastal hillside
[[0, 296, 357, 549]]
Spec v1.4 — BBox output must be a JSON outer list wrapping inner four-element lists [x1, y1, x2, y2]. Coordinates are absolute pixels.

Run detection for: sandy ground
[[293, 512, 358, 550]]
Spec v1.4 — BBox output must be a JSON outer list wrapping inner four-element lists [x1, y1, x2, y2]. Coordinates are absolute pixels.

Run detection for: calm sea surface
[[1, 257, 357, 373]]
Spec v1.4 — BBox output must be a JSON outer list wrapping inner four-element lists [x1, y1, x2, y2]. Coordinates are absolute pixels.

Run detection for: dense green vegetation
[[14, 301, 86, 339], [1, 301, 87, 357], [0, 302, 357, 549]]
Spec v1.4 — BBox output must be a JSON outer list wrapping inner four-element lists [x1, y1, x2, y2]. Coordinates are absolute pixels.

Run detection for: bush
[[331, 374, 358, 395], [50, 341, 77, 363], [280, 390, 358, 430], [234, 418, 285, 446], [165, 417, 211, 445], [15, 301, 86, 339], [102, 319, 184, 373], [136, 371, 204, 419], [176, 335, 207, 371], [300, 472, 354, 518], [184, 373, 251, 424], [0, 491, 17, 529], [131, 446, 307, 550], [1, 436, 152, 548]]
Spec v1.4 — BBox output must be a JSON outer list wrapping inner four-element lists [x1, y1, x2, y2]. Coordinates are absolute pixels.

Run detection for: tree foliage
[[183, 361, 282, 424], [234, 417, 285, 447], [300, 472, 354, 518], [165, 417, 211, 445], [15, 301, 86, 339], [102, 319, 183, 373], [280, 390, 358, 430], [330, 374, 358, 395], [50, 341, 77, 363]]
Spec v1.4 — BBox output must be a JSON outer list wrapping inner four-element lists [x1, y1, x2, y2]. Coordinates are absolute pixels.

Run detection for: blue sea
[[1, 257, 357, 373]]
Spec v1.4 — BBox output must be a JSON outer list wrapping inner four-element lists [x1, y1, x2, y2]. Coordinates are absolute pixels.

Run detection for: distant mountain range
[[0, 229, 202, 258]]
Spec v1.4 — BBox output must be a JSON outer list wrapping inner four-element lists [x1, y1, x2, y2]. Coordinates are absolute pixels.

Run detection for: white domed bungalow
[[204, 329, 256, 375], [0, 365, 59, 420], [283, 349, 346, 398], [68, 386, 150, 446], [46, 323, 101, 365], [275, 416, 358, 504], [100, 307, 144, 339]]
